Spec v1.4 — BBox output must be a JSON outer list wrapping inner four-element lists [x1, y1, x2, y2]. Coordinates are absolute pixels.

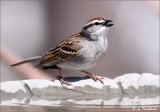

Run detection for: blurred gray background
[[1, 1, 159, 81]]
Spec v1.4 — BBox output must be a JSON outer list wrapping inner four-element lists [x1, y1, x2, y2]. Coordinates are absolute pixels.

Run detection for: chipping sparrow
[[11, 17, 113, 85]]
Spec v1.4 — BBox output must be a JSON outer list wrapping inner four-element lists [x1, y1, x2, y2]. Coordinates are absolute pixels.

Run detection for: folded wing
[[39, 34, 83, 67]]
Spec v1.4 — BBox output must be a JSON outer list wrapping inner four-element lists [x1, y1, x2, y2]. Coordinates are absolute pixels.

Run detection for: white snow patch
[[22, 79, 61, 90], [138, 73, 159, 87], [1, 73, 159, 92], [58, 76, 119, 89], [1, 81, 26, 93], [65, 77, 105, 89], [22, 76, 118, 90], [114, 73, 142, 89], [114, 73, 159, 89]]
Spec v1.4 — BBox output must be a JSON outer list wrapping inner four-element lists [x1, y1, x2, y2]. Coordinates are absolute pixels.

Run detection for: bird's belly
[[57, 55, 94, 71], [57, 44, 107, 71]]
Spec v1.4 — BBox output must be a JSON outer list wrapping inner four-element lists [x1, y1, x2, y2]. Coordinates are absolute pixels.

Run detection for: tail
[[11, 56, 42, 66]]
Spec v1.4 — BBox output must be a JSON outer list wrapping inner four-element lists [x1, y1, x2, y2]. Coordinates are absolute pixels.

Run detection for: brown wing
[[39, 33, 83, 66]]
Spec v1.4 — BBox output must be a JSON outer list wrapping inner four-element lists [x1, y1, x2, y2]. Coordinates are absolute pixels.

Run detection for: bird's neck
[[80, 28, 108, 42], [80, 30, 97, 41]]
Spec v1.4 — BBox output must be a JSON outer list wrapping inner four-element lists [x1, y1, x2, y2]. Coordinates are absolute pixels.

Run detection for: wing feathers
[[39, 33, 83, 66]]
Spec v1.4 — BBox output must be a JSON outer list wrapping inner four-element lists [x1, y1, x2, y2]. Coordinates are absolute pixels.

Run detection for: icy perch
[[1, 73, 159, 106]]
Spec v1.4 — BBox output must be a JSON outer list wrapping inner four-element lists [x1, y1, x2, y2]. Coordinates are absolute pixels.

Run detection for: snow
[[1, 73, 159, 106], [1, 81, 26, 93], [138, 73, 159, 87], [22, 79, 62, 90], [1, 73, 159, 93], [22, 76, 119, 90], [114, 73, 159, 89]]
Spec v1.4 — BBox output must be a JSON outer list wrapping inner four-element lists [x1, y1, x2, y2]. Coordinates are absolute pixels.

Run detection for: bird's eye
[[95, 22, 99, 25]]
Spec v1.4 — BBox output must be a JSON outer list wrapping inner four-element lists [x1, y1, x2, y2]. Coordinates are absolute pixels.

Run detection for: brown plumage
[[11, 17, 114, 85], [39, 33, 83, 66]]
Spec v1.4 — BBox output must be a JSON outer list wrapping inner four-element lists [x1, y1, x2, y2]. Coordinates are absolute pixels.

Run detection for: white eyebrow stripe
[[84, 20, 105, 27]]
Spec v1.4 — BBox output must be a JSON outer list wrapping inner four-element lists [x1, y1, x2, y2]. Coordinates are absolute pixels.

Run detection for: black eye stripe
[[95, 22, 104, 25], [84, 22, 104, 30]]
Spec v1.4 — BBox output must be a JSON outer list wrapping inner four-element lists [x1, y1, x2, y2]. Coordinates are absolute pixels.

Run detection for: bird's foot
[[58, 76, 72, 86], [88, 74, 104, 84]]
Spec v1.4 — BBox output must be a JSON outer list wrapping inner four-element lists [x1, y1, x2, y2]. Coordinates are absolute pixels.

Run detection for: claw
[[84, 71, 104, 84], [58, 76, 72, 86], [89, 75, 104, 84], [57, 67, 72, 86]]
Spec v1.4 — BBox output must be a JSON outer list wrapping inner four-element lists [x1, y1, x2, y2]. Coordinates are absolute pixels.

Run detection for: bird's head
[[81, 17, 113, 41]]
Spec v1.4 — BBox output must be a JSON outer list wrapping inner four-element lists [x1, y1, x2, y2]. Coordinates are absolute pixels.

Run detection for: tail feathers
[[11, 56, 42, 66]]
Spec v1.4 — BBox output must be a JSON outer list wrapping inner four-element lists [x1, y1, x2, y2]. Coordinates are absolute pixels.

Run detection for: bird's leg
[[83, 71, 104, 84], [58, 68, 71, 86]]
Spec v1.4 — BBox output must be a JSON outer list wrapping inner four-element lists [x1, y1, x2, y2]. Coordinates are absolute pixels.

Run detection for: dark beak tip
[[106, 23, 114, 27], [105, 20, 114, 27], [110, 24, 114, 27]]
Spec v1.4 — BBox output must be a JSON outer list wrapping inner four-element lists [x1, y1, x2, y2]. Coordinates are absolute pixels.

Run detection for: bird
[[11, 17, 114, 85]]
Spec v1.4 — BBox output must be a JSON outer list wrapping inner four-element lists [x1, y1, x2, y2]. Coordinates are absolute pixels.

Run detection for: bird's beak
[[104, 20, 114, 27]]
